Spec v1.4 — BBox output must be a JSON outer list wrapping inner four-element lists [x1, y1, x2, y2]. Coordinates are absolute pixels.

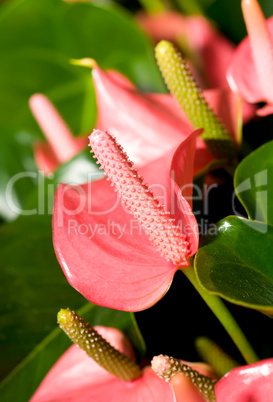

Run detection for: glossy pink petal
[[53, 130, 198, 312], [93, 67, 240, 177], [215, 358, 273, 401], [31, 326, 174, 402], [29, 94, 87, 173], [227, 6, 273, 108]]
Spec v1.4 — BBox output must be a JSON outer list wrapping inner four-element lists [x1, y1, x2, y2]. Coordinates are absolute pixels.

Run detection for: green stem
[[183, 264, 259, 365], [138, 0, 167, 14], [175, 0, 204, 15]]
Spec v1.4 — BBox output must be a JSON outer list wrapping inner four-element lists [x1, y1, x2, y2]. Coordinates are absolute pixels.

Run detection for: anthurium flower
[[227, 0, 273, 116], [136, 10, 234, 90], [215, 358, 273, 401], [53, 129, 200, 311], [29, 94, 87, 174], [92, 65, 241, 177], [30, 309, 174, 402]]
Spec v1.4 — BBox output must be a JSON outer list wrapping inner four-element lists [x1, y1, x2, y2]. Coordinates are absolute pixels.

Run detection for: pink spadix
[[29, 94, 77, 162], [29, 94, 86, 173], [89, 129, 189, 266]]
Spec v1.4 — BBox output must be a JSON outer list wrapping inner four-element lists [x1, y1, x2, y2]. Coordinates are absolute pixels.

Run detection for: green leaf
[[0, 0, 164, 92], [0, 48, 96, 134], [234, 140, 273, 225], [195, 216, 273, 314], [57, 1, 164, 91]]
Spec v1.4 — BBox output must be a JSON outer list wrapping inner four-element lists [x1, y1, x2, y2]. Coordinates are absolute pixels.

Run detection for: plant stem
[[138, 0, 167, 14], [182, 264, 259, 365], [175, 0, 204, 15]]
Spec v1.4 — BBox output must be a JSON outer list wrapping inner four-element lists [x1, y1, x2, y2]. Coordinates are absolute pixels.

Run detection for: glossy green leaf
[[195, 216, 273, 314], [0, 48, 96, 134], [234, 140, 273, 226], [0, 300, 144, 402]]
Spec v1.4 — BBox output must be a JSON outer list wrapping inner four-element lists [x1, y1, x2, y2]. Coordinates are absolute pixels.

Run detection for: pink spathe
[[215, 358, 273, 401]]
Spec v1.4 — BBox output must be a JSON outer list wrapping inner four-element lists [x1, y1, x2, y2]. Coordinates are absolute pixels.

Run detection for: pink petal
[[215, 358, 273, 402], [31, 327, 174, 402], [227, 16, 273, 104], [241, 0, 273, 104], [136, 10, 187, 43], [93, 67, 239, 177], [106, 69, 136, 90], [93, 66, 192, 168], [169, 130, 202, 256], [53, 178, 177, 312]]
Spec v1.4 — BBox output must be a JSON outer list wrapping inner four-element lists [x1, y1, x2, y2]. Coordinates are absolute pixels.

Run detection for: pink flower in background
[[29, 64, 243, 177], [227, 0, 273, 116], [136, 11, 234, 90], [93, 65, 241, 177], [215, 358, 273, 401], [53, 129, 200, 312], [30, 326, 174, 402], [29, 94, 87, 174]]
